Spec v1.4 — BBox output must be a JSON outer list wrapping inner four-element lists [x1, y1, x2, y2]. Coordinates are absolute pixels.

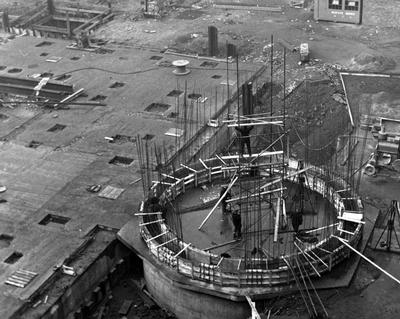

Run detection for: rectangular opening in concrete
[[167, 89, 183, 97], [70, 56, 80, 61], [109, 82, 125, 88], [142, 134, 155, 140], [0, 234, 13, 249], [109, 156, 134, 166], [188, 93, 202, 100], [144, 102, 171, 113], [40, 52, 49, 56], [4, 252, 23, 264], [8, 68, 22, 73], [28, 140, 42, 148], [36, 41, 53, 47], [212, 74, 222, 79], [47, 124, 66, 132], [200, 61, 219, 68], [150, 56, 163, 60], [0, 66, 6, 70], [39, 214, 71, 225], [90, 95, 107, 101]]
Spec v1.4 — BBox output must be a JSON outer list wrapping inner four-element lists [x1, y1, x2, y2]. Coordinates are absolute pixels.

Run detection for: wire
[[54, 63, 256, 78], [55, 66, 160, 78]]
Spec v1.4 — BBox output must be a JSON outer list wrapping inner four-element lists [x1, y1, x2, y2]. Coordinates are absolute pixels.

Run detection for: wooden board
[[97, 185, 125, 200]]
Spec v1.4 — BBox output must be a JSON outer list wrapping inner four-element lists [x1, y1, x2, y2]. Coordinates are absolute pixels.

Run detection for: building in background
[[314, 0, 363, 24]]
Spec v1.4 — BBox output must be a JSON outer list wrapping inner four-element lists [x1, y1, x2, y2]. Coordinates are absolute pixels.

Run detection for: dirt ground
[[2, 0, 400, 318]]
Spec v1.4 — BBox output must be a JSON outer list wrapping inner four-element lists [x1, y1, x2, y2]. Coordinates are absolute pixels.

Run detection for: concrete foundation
[[143, 258, 250, 319]]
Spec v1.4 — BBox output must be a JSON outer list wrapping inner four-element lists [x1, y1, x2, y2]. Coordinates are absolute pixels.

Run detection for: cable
[[54, 66, 160, 78], [54, 62, 256, 78]]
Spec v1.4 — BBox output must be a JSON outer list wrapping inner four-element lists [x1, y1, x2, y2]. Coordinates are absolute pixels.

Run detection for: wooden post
[[66, 12, 71, 38], [47, 0, 55, 15], [2, 9, 10, 33]]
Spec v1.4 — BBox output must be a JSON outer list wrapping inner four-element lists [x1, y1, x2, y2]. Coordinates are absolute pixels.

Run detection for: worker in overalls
[[232, 203, 242, 240], [235, 125, 254, 156], [220, 186, 232, 215], [291, 208, 303, 233]]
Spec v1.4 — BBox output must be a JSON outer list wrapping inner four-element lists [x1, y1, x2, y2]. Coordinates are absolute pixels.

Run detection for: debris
[[5, 269, 38, 288], [332, 93, 347, 105], [165, 128, 184, 137], [0, 186, 6, 193], [87, 184, 102, 193], [61, 265, 76, 276], [45, 56, 62, 63], [119, 300, 133, 316], [97, 185, 125, 200]]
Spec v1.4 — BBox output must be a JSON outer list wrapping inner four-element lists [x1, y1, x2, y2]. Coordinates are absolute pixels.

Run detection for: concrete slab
[[0, 35, 262, 318]]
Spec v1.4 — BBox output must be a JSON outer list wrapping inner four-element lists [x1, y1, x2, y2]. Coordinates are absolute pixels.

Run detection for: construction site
[[0, 0, 400, 318]]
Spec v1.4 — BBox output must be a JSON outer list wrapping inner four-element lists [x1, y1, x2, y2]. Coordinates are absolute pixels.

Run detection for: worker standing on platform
[[220, 186, 232, 215], [235, 125, 254, 156], [232, 203, 242, 240]]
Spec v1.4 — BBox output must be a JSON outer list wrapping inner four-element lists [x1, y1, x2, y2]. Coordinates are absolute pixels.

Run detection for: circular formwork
[[138, 157, 363, 294]]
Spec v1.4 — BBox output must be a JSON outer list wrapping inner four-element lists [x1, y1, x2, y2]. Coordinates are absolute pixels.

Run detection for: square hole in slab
[[144, 102, 171, 113], [211, 74, 222, 79], [47, 124, 66, 132], [28, 140, 42, 148], [8, 68, 22, 73], [200, 61, 219, 68], [167, 89, 183, 97], [39, 214, 70, 225], [150, 55, 163, 60], [90, 95, 107, 101], [70, 56, 80, 61], [40, 52, 49, 56], [0, 113, 9, 120], [109, 156, 134, 166], [109, 82, 125, 88], [0, 66, 7, 70], [142, 134, 155, 140], [0, 234, 13, 249], [188, 93, 202, 100], [36, 41, 53, 47], [4, 252, 23, 264]]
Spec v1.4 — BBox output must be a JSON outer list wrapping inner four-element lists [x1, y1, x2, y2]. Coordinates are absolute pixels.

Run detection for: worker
[[232, 203, 242, 240], [235, 125, 254, 156], [291, 208, 303, 233], [220, 186, 232, 215], [148, 196, 166, 219]]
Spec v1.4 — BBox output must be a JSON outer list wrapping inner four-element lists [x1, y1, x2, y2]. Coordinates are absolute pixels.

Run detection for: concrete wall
[[143, 259, 251, 319]]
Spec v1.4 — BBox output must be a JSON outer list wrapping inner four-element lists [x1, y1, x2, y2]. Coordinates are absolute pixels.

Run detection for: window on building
[[345, 0, 359, 11], [329, 0, 343, 9]]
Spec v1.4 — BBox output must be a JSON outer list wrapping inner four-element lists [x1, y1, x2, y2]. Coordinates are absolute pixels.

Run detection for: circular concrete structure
[[138, 157, 364, 319]]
